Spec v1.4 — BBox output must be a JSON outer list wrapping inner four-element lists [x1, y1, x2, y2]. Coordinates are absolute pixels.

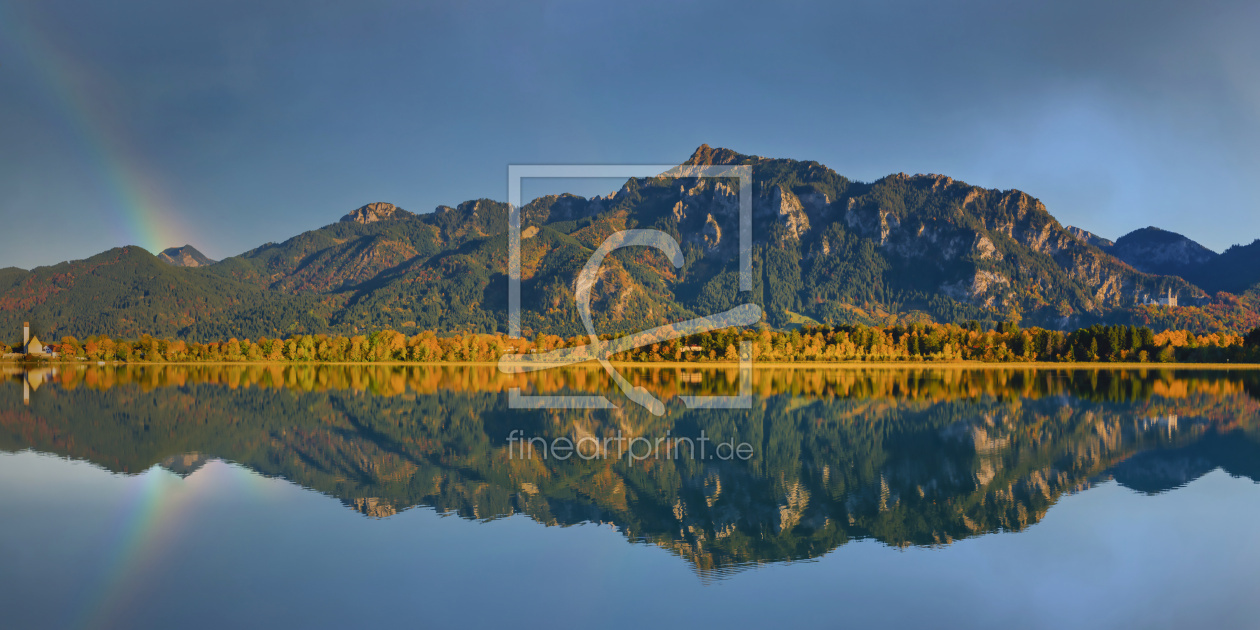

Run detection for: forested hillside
[[0, 246, 324, 343]]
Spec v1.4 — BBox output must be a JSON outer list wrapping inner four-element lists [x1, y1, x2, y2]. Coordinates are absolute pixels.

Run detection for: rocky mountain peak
[[341, 202, 411, 224], [157, 245, 216, 267], [685, 144, 751, 166]]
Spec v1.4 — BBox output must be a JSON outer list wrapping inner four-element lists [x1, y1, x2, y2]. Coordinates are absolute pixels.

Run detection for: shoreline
[[5, 359, 1260, 370]]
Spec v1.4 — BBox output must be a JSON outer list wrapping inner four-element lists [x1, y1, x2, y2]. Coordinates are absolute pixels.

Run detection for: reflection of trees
[[2, 365, 1259, 576], [13, 363, 1260, 404]]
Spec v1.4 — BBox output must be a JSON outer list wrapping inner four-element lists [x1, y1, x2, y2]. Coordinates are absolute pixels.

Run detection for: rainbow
[[73, 465, 195, 629], [1, 3, 188, 256], [75, 461, 276, 629]]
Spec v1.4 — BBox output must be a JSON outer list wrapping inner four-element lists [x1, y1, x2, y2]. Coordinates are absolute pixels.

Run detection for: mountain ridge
[[2, 145, 1257, 341]]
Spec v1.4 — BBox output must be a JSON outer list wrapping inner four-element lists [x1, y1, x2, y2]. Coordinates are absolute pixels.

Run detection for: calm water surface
[[3, 364, 1260, 629]]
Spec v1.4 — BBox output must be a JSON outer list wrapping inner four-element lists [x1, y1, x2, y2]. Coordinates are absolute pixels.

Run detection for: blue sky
[[2, 0, 1258, 268]]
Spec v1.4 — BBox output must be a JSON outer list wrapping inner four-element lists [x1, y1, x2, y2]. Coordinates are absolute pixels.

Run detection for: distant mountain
[[1, 145, 1249, 341], [1065, 225, 1219, 278], [1067, 225, 1260, 296], [1106, 227, 1218, 276], [1065, 226, 1114, 250], [158, 245, 216, 267], [1184, 238, 1260, 294]]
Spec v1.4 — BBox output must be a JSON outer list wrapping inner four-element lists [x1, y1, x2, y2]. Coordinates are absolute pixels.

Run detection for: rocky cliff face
[[763, 165, 1201, 322], [762, 185, 812, 240]]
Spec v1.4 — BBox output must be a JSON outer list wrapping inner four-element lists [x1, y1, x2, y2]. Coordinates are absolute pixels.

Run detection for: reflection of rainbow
[[77, 461, 274, 629], [1, 4, 186, 254]]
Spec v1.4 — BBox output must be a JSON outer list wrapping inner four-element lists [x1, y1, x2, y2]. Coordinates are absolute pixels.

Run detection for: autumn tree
[[60, 336, 82, 358]]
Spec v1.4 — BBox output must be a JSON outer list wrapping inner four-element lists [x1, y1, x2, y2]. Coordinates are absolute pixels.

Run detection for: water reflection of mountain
[[1109, 432, 1260, 494], [3, 365, 1259, 576]]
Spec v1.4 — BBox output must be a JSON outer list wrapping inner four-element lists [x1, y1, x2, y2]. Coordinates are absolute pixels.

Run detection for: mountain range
[[3, 145, 1259, 343]]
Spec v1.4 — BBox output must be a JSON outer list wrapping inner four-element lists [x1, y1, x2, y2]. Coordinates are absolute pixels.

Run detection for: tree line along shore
[[6, 322, 1260, 365]]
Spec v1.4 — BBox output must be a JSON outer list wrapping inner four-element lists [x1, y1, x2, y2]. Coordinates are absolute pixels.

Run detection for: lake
[[3, 364, 1260, 629]]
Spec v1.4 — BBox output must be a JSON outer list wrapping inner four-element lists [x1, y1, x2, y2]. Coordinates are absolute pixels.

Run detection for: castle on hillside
[[1140, 288, 1179, 308]]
